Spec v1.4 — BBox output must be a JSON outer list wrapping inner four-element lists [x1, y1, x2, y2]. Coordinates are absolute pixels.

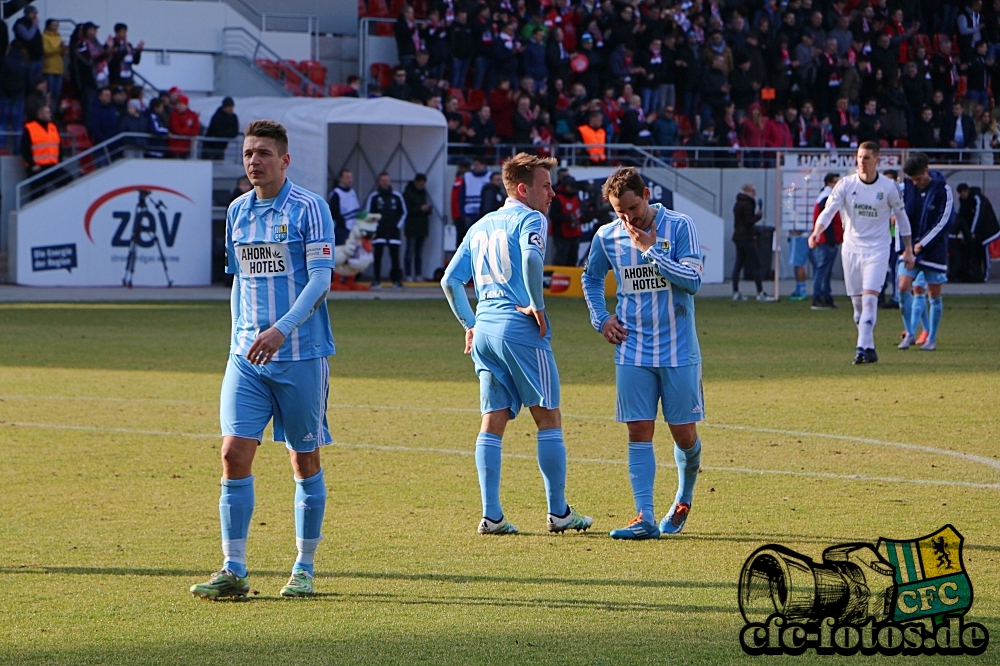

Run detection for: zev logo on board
[[84, 185, 195, 286]]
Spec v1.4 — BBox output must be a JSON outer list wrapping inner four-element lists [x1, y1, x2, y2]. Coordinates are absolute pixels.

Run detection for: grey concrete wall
[[214, 55, 292, 98], [231, 0, 359, 35], [319, 35, 360, 84], [0, 156, 25, 256]]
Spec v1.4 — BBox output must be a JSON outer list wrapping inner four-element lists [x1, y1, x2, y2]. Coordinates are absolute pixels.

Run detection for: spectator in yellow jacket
[[42, 20, 66, 110]]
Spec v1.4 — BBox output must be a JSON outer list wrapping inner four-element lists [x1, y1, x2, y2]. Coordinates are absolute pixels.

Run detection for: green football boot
[[547, 505, 594, 533], [190, 568, 250, 600], [280, 569, 315, 597]]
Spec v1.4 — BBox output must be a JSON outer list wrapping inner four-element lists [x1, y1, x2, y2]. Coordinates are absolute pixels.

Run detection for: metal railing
[[223, 27, 327, 97], [359, 17, 401, 97], [0, 130, 82, 156], [448, 141, 721, 212], [16, 133, 243, 209], [446, 142, 997, 169], [213, 0, 319, 58]]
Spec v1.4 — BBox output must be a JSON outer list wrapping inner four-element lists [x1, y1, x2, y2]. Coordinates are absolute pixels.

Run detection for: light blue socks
[[674, 438, 702, 505], [220, 475, 255, 577], [537, 428, 568, 517], [928, 296, 942, 342], [899, 290, 914, 337], [627, 441, 656, 522], [293, 469, 326, 576], [475, 432, 503, 521], [911, 293, 927, 337]]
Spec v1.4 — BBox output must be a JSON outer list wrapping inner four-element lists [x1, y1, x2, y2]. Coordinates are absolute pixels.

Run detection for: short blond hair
[[501, 152, 557, 195], [602, 167, 645, 200]]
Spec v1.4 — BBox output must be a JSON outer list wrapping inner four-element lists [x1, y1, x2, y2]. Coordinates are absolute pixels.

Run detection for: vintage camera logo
[[738, 525, 989, 656]]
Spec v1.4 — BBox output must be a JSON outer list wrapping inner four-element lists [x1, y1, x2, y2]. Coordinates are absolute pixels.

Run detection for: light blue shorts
[[788, 235, 811, 268], [472, 331, 560, 419], [615, 364, 705, 424], [220, 353, 331, 452], [898, 262, 947, 285]]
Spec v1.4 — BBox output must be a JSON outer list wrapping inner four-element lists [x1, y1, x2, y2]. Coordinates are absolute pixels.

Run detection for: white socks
[[295, 536, 322, 566], [222, 538, 247, 567], [857, 294, 878, 349], [851, 296, 863, 325]]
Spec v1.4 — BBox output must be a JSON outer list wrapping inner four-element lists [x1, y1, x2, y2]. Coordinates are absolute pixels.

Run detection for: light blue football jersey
[[582, 203, 702, 367], [226, 178, 336, 361], [445, 198, 551, 349]]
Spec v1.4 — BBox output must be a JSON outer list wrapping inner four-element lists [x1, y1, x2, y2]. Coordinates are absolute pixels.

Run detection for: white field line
[[4, 397, 998, 472], [2, 420, 998, 491]]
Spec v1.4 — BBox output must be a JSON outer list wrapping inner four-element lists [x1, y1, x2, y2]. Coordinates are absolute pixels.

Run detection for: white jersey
[[814, 173, 910, 254]]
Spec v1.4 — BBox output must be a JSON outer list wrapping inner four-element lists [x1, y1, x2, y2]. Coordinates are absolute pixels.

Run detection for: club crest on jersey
[[272, 224, 288, 242], [876, 192, 885, 201], [659, 239, 671, 251], [528, 232, 544, 249]]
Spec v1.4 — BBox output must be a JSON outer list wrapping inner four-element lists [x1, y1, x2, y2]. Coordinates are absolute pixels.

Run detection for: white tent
[[189, 96, 448, 278]]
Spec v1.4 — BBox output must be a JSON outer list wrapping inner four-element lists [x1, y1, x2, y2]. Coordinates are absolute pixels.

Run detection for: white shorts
[[841, 248, 890, 295]]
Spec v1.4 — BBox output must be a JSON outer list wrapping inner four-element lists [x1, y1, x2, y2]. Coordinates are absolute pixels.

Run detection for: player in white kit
[[809, 142, 914, 364]]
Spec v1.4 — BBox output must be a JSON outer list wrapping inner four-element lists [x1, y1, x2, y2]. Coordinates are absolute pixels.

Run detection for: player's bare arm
[[464, 327, 474, 354]]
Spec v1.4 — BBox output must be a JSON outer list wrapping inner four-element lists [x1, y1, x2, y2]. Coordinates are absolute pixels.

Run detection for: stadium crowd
[[0, 9, 238, 176], [364, 0, 999, 163]]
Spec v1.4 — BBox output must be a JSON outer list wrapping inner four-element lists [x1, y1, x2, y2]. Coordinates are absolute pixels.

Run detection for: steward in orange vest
[[23, 105, 61, 173], [577, 112, 607, 164]]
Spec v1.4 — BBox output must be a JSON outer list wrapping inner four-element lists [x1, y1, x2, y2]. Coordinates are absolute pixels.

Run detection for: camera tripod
[[122, 189, 174, 287]]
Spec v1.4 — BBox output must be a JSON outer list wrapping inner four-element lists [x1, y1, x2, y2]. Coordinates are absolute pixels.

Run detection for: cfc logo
[[738, 525, 988, 657]]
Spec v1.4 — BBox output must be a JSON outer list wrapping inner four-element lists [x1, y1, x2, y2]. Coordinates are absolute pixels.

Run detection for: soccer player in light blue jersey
[[582, 167, 705, 540], [442, 153, 593, 536], [191, 120, 335, 600]]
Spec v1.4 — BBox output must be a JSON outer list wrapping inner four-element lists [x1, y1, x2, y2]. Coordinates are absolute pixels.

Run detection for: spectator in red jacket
[[763, 107, 792, 165], [167, 94, 200, 157], [740, 102, 767, 166]]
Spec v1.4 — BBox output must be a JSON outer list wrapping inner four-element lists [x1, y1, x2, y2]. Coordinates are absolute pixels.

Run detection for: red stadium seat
[[956, 75, 967, 98], [358, 0, 369, 18], [913, 33, 930, 52], [299, 60, 327, 86], [412, 0, 429, 19], [368, 0, 390, 17], [676, 114, 694, 140], [388, 0, 406, 18], [61, 98, 83, 123], [371, 62, 393, 89], [63, 123, 92, 152], [465, 88, 486, 110], [893, 138, 910, 148], [449, 87, 466, 107]]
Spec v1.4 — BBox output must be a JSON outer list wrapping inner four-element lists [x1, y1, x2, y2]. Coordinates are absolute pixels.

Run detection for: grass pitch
[[1, 295, 998, 665]]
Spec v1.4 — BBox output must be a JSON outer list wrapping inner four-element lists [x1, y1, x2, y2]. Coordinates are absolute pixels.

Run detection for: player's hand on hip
[[464, 327, 474, 354], [622, 219, 656, 252], [902, 247, 916, 269], [247, 327, 286, 365], [515, 305, 548, 337], [601, 315, 628, 345]]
